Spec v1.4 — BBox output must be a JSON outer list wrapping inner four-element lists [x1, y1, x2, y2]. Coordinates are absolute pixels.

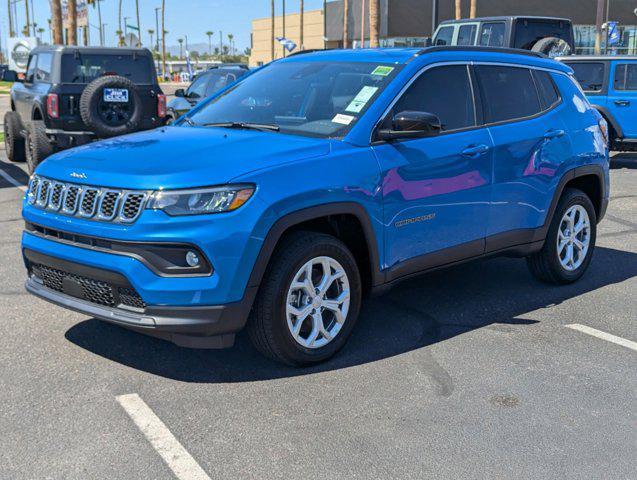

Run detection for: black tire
[[25, 121, 55, 174], [531, 37, 572, 57], [4, 111, 26, 163], [247, 231, 362, 366], [527, 188, 597, 284], [79, 75, 143, 138]]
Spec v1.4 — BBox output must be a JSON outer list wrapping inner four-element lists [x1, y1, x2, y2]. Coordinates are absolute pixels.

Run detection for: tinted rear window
[[61, 54, 152, 84], [513, 19, 572, 49], [613, 64, 637, 91], [566, 62, 604, 92], [475, 65, 541, 123]]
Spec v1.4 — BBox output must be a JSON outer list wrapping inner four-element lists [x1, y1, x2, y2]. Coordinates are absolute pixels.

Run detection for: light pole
[[155, 7, 161, 52], [96, 0, 104, 46], [124, 16, 130, 43]]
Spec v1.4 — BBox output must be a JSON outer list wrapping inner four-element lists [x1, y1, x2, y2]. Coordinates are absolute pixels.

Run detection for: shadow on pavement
[[0, 159, 29, 188], [65, 246, 637, 382], [611, 153, 637, 170]]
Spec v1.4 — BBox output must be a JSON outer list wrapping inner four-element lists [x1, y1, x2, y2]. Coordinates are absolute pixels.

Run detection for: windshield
[[61, 53, 153, 84], [186, 61, 402, 138]]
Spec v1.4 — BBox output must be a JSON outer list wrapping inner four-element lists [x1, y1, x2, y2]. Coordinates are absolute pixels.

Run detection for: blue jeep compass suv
[[22, 47, 609, 366]]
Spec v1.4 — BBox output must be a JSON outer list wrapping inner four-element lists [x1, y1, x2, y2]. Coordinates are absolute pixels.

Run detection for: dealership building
[[250, 0, 637, 65]]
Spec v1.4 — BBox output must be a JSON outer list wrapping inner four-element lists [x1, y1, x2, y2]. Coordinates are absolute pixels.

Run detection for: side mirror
[[174, 88, 186, 97], [2, 70, 19, 82], [425, 37, 433, 47], [378, 111, 442, 141]]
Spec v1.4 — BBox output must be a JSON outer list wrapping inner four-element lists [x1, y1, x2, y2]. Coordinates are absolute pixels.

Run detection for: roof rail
[[410, 46, 548, 62], [287, 48, 332, 57]]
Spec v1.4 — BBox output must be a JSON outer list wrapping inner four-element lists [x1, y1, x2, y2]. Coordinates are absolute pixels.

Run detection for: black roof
[[439, 16, 572, 26]]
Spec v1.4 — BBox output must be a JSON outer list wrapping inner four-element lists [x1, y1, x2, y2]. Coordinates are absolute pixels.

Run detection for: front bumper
[[24, 248, 257, 349]]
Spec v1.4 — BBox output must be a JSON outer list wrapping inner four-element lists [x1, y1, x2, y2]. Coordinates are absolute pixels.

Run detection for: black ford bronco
[[4, 46, 167, 172]]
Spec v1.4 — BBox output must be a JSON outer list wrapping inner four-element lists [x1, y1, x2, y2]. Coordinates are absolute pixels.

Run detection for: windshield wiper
[[181, 116, 197, 127], [202, 122, 280, 132]]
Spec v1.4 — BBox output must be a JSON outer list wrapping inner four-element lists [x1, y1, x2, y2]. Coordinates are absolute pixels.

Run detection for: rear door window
[[434, 26, 454, 46], [61, 54, 152, 84], [479, 22, 505, 47], [613, 64, 637, 90], [566, 62, 604, 92], [475, 65, 541, 123], [392, 65, 475, 132], [35, 53, 53, 82], [457, 24, 478, 46]]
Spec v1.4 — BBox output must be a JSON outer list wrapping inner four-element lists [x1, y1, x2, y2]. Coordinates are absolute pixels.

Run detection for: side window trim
[[472, 62, 564, 128], [372, 62, 479, 143], [612, 62, 637, 91]]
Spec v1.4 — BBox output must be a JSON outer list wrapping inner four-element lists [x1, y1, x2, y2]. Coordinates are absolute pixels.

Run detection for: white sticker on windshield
[[345, 86, 379, 113], [332, 113, 355, 125]]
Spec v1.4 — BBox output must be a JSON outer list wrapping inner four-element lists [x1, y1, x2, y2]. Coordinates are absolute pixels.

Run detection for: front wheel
[[25, 121, 55, 174], [527, 188, 597, 284], [247, 231, 362, 366]]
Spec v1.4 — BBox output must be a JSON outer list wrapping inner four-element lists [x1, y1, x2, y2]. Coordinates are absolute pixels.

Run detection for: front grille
[[28, 175, 148, 223], [31, 263, 146, 310]]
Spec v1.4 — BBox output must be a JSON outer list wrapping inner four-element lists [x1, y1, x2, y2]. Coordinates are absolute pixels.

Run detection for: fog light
[[186, 251, 200, 267]]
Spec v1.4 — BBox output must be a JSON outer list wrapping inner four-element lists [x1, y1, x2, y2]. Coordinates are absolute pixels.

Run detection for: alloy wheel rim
[[557, 205, 591, 271], [286, 256, 350, 349]]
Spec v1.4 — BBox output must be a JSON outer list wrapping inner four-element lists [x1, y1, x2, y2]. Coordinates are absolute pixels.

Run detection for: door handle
[[543, 129, 565, 140], [461, 144, 490, 157], [614, 100, 630, 106]]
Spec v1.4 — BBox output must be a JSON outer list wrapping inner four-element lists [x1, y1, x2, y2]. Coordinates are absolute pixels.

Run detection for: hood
[[36, 126, 331, 190]]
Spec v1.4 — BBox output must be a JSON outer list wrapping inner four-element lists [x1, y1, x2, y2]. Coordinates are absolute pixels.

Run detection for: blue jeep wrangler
[[22, 47, 609, 366], [559, 55, 637, 151]]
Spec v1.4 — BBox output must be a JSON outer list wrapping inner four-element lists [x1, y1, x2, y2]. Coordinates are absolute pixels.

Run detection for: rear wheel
[[25, 121, 55, 174], [247, 231, 362, 366], [4, 111, 25, 163], [527, 188, 597, 284]]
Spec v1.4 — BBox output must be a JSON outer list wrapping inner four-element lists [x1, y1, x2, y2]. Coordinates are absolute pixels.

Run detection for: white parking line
[[566, 324, 637, 352], [116, 394, 212, 480], [0, 166, 27, 192]]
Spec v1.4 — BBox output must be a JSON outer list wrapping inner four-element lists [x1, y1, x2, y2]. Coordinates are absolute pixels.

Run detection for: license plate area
[[103, 88, 129, 103]]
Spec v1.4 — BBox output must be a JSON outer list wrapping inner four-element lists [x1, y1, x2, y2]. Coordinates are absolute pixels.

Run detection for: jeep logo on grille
[[70, 172, 88, 180]]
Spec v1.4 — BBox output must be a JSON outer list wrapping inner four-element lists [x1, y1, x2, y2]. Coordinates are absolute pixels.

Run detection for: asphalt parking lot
[[0, 152, 635, 479]]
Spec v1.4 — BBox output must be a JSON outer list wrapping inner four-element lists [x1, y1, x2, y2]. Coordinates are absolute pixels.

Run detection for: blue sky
[[3, 0, 326, 51]]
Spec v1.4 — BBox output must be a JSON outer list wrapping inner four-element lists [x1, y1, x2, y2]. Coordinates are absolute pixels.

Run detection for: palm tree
[[178, 38, 184, 59], [135, 0, 141, 46], [300, 0, 304, 50], [343, 0, 349, 48], [161, 0, 167, 78], [148, 29, 155, 50], [24, 0, 31, 36], [118, 0, 124, 46], [369, 0, 379, 47], [51, 0, 65, 44], [455, 0, 461, 20], [227, 33, 234, 56], [37, 27, 45, 41], [206, 31, 214, 56], [7, 0, 14, 37], [470, 0, 476, 18], [68, 0, 78, 45]]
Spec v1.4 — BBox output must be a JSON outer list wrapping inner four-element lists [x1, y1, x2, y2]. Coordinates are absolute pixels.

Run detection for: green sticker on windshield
[[371, 65, 394, 77], [345, 86, 379, 113]]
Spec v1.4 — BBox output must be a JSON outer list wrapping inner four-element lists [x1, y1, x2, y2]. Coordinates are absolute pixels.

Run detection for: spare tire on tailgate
[[79, 75, 143, 138], [531, 37, 572, 58]]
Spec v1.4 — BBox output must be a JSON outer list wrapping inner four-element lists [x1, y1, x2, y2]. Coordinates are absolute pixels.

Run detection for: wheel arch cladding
[[593, 105, 623, 138], [246, 202, 384, 293], [548, 165, 606, 227]]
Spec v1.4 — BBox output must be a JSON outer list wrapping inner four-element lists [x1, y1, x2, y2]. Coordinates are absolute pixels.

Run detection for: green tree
[[177, 38, 184, 59], [206, 30, 214, 56]]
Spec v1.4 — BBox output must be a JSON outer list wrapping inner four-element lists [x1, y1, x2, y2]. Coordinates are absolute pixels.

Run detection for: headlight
[[147, 184, 254, 216]]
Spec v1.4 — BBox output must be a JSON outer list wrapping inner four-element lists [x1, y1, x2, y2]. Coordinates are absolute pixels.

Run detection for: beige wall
[[250, 9, 325, 66]]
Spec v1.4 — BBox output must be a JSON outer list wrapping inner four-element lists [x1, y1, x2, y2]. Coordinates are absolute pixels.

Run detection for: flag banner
[[276, 37, 297, 52]]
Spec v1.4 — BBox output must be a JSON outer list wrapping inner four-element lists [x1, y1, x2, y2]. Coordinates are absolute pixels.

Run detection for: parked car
[[432, 16, 574, 57], [21, 46, 609, 366], [3, 46, 167, 173], [166, 65, 249, 122], [557, 55, 637, 151]]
